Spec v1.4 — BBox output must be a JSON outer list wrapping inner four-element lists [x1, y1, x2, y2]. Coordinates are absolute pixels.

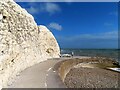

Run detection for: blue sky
[[17, 2, 118, 49]]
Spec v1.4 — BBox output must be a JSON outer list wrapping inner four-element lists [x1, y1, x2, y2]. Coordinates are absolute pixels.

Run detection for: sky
[[17, 2, 118, 49]]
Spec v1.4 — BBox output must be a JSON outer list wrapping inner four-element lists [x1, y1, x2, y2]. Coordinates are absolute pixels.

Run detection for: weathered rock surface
[[0, 0, 60, 89], [38, 25, 60, 58]]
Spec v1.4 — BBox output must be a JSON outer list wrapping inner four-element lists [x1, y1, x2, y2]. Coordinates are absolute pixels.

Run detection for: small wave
[[109, 68, 120, 72]]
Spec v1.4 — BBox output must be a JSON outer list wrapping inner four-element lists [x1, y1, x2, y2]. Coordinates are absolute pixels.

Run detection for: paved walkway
[[9, 59, 65, 88], [8, 56, 88, 88]]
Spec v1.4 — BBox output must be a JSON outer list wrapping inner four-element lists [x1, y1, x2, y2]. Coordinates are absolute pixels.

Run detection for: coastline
[[55, 56, 120, 88], [65, 67, 119, 88], [7, 56, 120, 88]]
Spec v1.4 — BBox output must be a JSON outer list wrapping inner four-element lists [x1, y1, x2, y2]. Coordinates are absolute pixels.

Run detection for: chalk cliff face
[[38, 25, 60, 58], [0, 0, 60, 89]]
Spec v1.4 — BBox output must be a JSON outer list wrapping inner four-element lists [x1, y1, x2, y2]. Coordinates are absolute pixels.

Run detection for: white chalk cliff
[[0, 0, 60, 89]]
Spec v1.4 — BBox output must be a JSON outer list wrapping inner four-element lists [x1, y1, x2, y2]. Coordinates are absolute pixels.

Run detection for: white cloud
[[56, 31, 118, 48], [45, 3, 61, 14], [56, 31, 118, 41], [26, 3, 61, 15], [48, 22, 62, 31], [26, 7, 39, 14]]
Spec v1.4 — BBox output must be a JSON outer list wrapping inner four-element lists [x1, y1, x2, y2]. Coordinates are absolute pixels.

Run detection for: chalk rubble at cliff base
[[0, 0, 60, 89]]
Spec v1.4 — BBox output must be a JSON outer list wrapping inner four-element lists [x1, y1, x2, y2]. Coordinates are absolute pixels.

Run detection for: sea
[[60, 49, 120, 64]]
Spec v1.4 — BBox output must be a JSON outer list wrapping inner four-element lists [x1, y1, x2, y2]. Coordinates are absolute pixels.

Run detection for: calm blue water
[[61, 49, 120, 64]]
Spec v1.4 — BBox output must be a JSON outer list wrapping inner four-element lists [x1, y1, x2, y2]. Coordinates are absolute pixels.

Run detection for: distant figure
[[71, 52, 74, 57]]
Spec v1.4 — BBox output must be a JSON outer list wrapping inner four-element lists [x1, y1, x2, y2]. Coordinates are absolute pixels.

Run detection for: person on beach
[[71, 52, 74, 57]]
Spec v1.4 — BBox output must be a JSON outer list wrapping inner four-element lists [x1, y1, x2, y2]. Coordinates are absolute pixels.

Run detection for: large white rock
[[38, 25, 60, 58], [0, 0, 60, 89]]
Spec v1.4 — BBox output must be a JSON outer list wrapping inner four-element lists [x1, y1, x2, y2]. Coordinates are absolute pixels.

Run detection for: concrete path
[[9, 59, 65, 88], [8, 56, 88, 88]]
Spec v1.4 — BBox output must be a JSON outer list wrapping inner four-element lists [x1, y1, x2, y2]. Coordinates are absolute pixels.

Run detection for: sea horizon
[[61, 48, 120, 63]]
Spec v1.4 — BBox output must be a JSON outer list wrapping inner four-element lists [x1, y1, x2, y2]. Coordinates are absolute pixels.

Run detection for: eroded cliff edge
[[0, 0, 60, 88]]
